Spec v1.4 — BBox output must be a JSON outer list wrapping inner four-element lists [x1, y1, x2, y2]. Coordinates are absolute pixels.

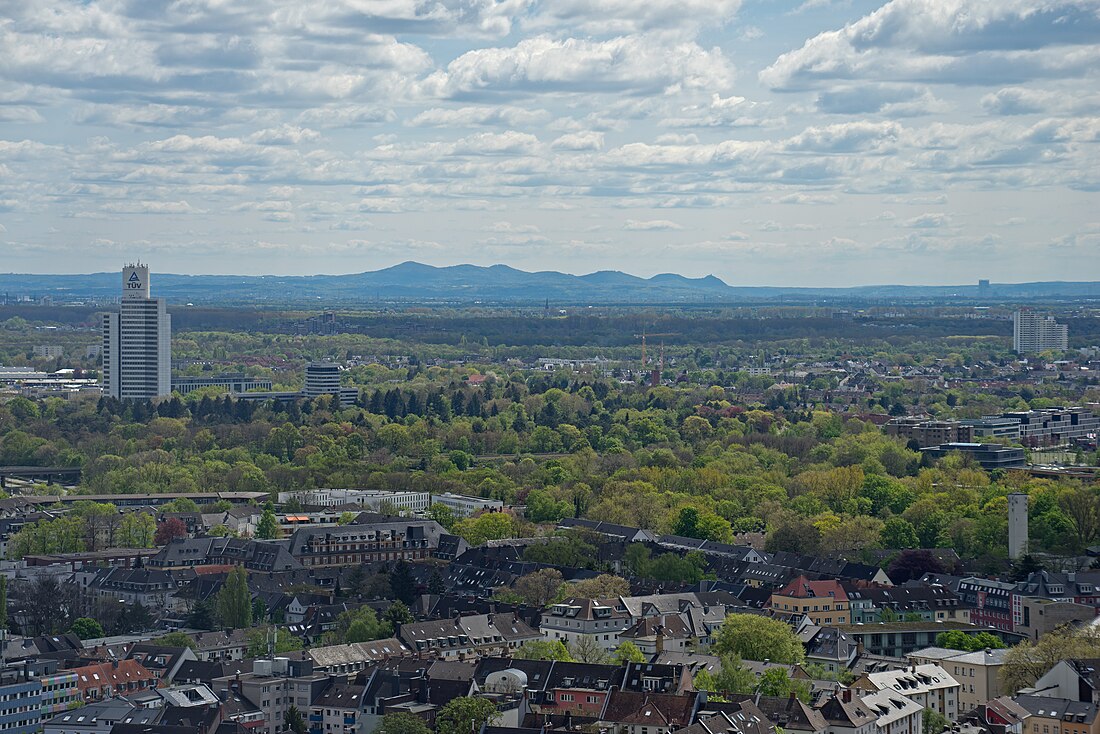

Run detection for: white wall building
[[1014, 310, 1068, 354], [859, 689, 924, 734], [858, 664, 960, 721], [431, 492, 503, 518], [102, 264, 171, 400], [1008, 493, 1028, 560], [277, 488, 430, 513]]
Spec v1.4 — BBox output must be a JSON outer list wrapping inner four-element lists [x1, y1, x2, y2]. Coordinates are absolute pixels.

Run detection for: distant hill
[[0, 262, 1096, 305]]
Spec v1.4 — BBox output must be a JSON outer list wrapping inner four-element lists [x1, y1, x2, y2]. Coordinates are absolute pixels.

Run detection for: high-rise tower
[[102, 264, 171, 399], [1008, 493, 1028, 560], [1013, 309, 1068, 354]]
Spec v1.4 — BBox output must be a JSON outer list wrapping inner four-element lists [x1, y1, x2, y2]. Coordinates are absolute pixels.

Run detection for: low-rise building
[[431, 493, 504, 518], [1014, 695, 1100, 734], [770, 576, 851, 626], [853, 663, 960, 720], [908, 647, 1008, 714], [541, 598, 633, 652]]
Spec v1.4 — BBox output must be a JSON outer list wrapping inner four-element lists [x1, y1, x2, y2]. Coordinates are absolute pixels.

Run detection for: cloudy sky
[[1, 0, 1098, 286]]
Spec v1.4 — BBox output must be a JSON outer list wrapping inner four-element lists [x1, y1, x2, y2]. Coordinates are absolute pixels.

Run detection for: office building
[[885, 417, 975, 448], [431, 492, 504, 518], [276, 488, 430, 512], [302, 361, 358, 403], [171, 374, 273, 395], [32, 345, 63, 358], [919, 443, 1026, 470], [102, 264, 171, 399], [1014, 309, 1068, 354]]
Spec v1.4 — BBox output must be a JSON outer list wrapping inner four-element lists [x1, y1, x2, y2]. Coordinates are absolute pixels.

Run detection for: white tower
[[1013, 310, 1068, 354], [102, 263, 172, 399], [1008, 493, 1029, 560]]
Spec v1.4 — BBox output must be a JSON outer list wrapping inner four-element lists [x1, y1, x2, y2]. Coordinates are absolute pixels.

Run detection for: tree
[[435, 697, 499, 734], [1059, 487, 1100, 550], [216, 566, 252, 629], [693, 655, 757, 696], [935, 630, 1005, 652], [324, 606, 392, 645], [612, 640, 647, 664], [155, 517, 188, 546], [69, 617, 105, 640], [117, 512, 156, 548], [887, 549, 945, 584], [187, 598, 217, 630], [765, 520, 822, 555], [256, 506, 280, 540], [389, 560, 417, 605], [16, 576, 74, 635], [428, 503, 456, 530], [757, 668, 810, 702], [157, 631, 199, 650], [374, 713, 431, 734], [453, 512, 516, 546], [1010, 554, 1044, 582], [248, 627, 303, 657], [514, 640, 574, 661], [284, 705, 307, 734], [513, 568, 564, 607], [383, 601, 414, 628], [1002, 627, 1100, 691], [562, 574, 630, 599], [525, 490, 572, 524], [712, 614, 804, 664], [880, 517, 920, 549], [568, 635, 611, 664], [923, 708, 949, 734]]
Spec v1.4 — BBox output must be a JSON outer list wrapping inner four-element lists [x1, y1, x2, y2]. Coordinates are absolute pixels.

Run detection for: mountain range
[[0, 262, 1097, 305]]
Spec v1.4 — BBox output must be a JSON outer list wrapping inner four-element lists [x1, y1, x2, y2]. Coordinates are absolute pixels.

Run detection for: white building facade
[[102, 264, 171, 400], [1014, 310, 1068, 354]]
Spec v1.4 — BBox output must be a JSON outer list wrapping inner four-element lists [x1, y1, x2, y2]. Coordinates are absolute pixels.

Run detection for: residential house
[[1014, 695, 1100, 734], [70, 659, 157, 703], [959, 698, 1030, 734], [853, 664, 960, 720], [846, 584, 970, 624], [908, 647, 1008, 714], [187, 629, 252, 662], [817, 690, 877, 734], [617, 615, 694, 655], [771, 577, 851, 626], [398, 613, 540, 659], [288, 521, 445, 568], [126, 643, 198, 684], [542, 598, 633, 652], [1028, 659, 1100, 704], [859, 689, 924, 734], [599, 690, 703, 734], [309, 678, 366, 734]]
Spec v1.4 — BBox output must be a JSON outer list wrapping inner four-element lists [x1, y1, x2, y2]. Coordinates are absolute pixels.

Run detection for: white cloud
[[761, 0, 1100, 91], [420, 35, 735, 99], [624, 219, 683, 231], [551, 131, 604, 151]]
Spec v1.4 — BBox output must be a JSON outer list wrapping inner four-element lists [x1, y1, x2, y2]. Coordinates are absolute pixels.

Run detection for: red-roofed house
[[71, 659, 157, 702], [599, 690, 703, 734], [769, 575, 851, 625]]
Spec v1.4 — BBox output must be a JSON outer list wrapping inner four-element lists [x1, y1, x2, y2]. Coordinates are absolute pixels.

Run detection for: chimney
[[655, 625, 665, 655], [842, 689, 852, 703]]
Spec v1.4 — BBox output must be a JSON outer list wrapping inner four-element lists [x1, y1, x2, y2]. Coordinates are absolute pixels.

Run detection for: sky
[[0, 0, 1098, 287]]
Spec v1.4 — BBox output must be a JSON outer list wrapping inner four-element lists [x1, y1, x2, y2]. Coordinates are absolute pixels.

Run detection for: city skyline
[[1, 1, 1099, 286]]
